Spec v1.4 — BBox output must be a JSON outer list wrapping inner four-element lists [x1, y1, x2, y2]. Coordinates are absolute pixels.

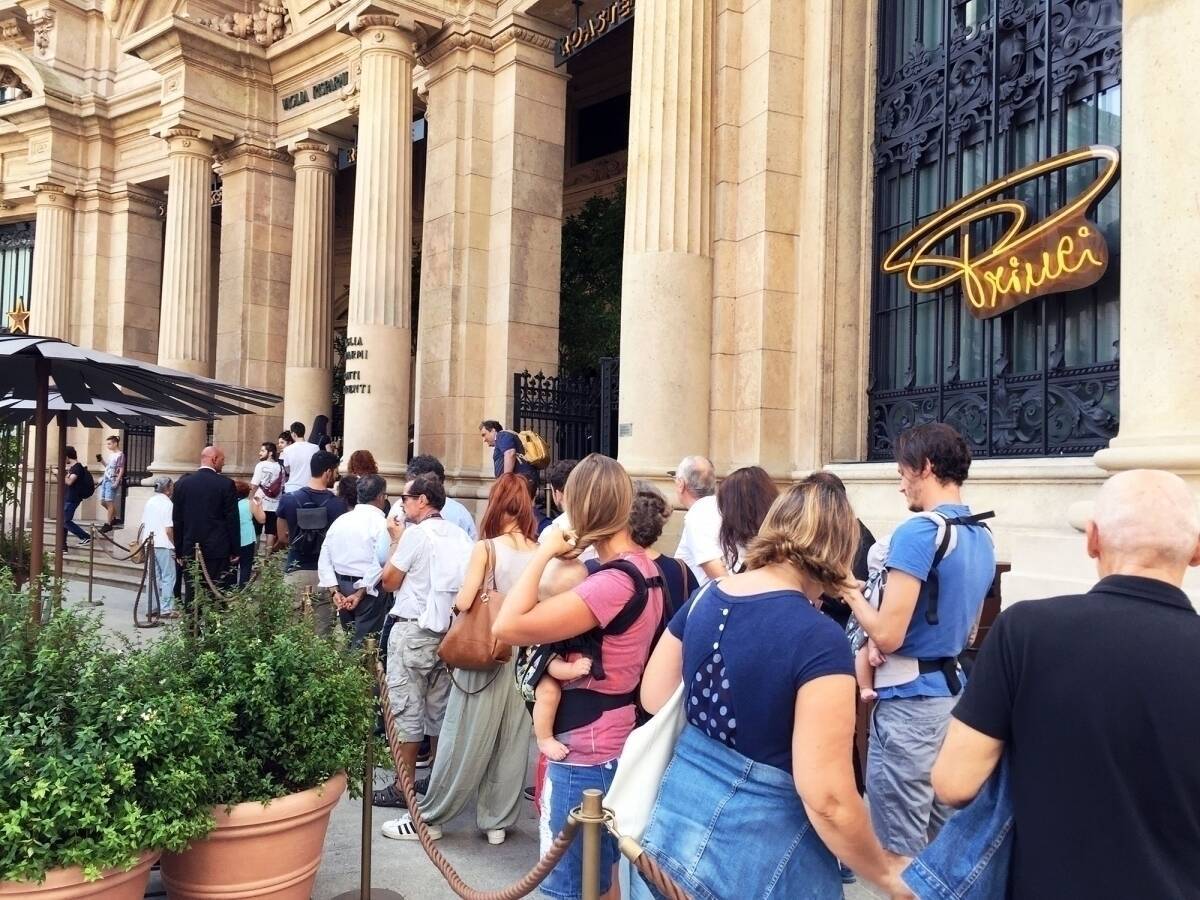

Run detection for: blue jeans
[[153, 548, 176, 614], [62, 498, 88, 540], [904, 756, 1013, 899], [632, 725, 842, 900], [540, 758, 619, 900]]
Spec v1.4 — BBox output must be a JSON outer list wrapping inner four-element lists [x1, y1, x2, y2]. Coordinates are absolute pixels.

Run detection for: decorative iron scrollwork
[[869, 0, 1122, 460]]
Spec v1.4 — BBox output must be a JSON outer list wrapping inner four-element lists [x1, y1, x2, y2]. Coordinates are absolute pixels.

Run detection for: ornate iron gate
[[868, 0, 1122, 460], [512, 359, 620, 463]]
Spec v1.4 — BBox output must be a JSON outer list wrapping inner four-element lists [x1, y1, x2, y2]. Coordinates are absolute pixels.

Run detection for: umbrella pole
[[28, 359, 48, 626], [53, 417, 66, 602]]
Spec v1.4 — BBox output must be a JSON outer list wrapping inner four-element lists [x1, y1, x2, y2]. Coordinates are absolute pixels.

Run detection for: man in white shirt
[[376, 472, 473, 803], [673, 455, 727, 584], [280, 421, 318, 494], [395, 454, 477, 539], [317, 474, 391, 647], [140, 476, 177, 616]]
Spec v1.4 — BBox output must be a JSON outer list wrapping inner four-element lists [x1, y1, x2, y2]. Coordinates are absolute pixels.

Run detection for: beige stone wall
[[415, 19, 565, 491]]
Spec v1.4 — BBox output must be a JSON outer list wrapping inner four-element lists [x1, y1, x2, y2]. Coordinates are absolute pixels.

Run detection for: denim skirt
[[632, 725, 842, 900]]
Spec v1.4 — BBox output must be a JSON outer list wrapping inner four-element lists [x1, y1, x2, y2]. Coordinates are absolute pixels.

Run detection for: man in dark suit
[[172, 445, 240, 608]]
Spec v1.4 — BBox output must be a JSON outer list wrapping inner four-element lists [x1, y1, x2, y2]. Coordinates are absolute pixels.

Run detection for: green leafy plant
[[162, 559, 375, 805], [0, 571, 227, 883], [559, 187, 626, 375]]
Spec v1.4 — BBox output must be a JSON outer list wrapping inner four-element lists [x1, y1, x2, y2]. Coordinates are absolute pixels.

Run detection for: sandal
[[372, 783, 409, 808]]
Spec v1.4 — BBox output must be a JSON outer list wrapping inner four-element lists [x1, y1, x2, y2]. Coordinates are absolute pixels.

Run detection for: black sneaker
[[99, 523, 113, 535], [78, 536, 92, 546]]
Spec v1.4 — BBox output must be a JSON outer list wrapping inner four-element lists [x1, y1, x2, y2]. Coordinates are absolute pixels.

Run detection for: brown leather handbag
[[437, 540, 512, 671]]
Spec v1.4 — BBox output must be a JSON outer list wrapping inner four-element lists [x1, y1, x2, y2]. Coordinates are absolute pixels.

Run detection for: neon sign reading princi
[[881, 145, 1120, 320]]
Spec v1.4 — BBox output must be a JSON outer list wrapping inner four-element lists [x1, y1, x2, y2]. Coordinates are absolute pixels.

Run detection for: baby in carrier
[[517, 555, 663, 760], [847, 538, 889, 702], [521, 633, 605, 761]]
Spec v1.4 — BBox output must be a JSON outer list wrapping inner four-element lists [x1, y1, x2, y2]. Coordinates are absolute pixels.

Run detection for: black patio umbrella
[[0, 334, 281, 624]]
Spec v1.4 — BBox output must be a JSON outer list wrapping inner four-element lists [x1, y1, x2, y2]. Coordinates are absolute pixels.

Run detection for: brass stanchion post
[[329, 637, 401, 900], [578, 789, 605, 900], [87, 524, 97, 606]]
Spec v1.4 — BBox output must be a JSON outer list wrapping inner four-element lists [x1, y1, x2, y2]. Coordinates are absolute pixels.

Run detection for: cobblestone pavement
[[72, 580, 883, 900]]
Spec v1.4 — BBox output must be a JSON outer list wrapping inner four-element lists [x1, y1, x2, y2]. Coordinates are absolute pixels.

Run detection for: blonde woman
[[495, 454, 665, 900], [633, 480, 913, 900]]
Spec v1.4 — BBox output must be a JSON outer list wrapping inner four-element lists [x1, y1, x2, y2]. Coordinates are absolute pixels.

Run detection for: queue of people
[[58, 413, 1200, 898]]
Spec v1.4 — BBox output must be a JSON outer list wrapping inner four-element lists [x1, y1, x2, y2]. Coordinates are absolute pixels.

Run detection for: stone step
[[42, 524, 148, 591]]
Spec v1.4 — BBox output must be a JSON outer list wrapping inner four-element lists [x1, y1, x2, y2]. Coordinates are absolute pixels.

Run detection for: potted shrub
[[156, 563, 374, 900], [0, 571, 226, 898]]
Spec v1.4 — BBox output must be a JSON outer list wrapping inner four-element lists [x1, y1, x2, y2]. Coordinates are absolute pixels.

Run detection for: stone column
[[284, 140, 336, 429], [342, 17, 416, 474], [1094, 0, 1200, 477], [618, 0, 715, 474], [151, 126, 215, 475], [29, 182, 74, 339]]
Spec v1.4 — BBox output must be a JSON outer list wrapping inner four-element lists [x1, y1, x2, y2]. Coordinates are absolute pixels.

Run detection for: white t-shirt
[[281, 442, 318, 494], [394, 497, 478, 541], [140, 492, 174, 550], [675, 494, 723, 585], [388, 517, 474, 633], [539, 511, 597, 562], [251, 459, 284, 512]]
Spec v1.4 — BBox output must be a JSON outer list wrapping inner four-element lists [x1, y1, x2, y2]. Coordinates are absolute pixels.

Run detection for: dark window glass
[[869, 0, 1122, 459], [575, 93, 631, 164], [0, 221, 34, 330]]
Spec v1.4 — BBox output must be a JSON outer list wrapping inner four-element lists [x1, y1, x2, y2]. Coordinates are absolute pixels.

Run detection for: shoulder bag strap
[[485, 539, 497, 591]]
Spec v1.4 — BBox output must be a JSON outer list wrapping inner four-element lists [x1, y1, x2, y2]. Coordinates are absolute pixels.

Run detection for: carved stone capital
[[164, 127, 213, 157], [31, 182, 72, 206]]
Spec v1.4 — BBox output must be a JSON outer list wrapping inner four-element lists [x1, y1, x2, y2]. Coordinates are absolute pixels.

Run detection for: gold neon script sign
[[882, 145, 1120, 320]]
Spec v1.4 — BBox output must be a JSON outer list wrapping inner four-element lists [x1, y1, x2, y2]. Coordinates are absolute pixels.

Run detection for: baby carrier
[[848, 510, 994, 695], [516, 558, 665, 732]]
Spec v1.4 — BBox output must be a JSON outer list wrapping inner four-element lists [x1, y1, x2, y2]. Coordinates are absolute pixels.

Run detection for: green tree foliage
[[558, 187, 626, 375]]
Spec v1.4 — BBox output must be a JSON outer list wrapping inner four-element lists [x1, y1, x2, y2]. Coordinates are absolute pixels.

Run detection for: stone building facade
[[1, 0, 1197, 602]]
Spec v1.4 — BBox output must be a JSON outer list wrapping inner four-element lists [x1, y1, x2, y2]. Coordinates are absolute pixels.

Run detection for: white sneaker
[[382, 814, 440, 841], [485, 829, 506, 845]]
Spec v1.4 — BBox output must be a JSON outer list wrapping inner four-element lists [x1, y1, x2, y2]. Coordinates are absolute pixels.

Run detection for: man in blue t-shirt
[[843, 422, 995, 857], [478, 419, 537, 483]]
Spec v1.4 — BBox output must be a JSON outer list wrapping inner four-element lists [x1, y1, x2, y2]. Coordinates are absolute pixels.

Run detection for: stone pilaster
[[342, 16, 416, 475], [213, 140, 294, 472], [29, 182, 74, 339], [1094, 0, 1200, 477], [414, 25, 566, 485], [151, 127, 215, 475], [617, 0, 715, 474], [284, 140, 336, 429]]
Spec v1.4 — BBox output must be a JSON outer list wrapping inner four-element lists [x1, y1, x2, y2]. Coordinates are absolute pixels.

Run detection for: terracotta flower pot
[[160, 772, 346, 900], [0, 851, 159, 900]]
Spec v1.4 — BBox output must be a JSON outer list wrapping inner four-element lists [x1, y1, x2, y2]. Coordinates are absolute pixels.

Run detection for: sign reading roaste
[[556, 0, 635, 67], [882, 145, 1120, 320]]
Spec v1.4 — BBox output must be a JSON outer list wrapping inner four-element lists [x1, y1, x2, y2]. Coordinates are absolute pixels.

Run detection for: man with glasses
[[373, 473, 474, 809]]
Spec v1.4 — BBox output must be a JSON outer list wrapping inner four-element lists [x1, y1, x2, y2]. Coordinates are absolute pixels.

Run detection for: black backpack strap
[[594, 559, 664, 636], [925, 510, 996, 626]]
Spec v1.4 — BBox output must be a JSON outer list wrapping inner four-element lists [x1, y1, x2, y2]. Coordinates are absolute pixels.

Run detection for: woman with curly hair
[[634, 480, 911, 899]]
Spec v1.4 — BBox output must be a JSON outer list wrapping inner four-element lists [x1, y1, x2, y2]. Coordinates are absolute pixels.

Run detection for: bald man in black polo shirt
[[931, 469, 1200, 898]]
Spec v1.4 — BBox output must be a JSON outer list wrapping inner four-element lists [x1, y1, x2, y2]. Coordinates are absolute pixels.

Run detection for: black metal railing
[[868, 0, 1122, 460], [512, 359, 619, 464]]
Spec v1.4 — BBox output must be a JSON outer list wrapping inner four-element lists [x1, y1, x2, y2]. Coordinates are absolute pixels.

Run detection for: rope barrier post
[[87, 524, 97, 606], [329, 636, 403, 900], [360, 636, 375, 900], [578, 789, 605, 900]]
